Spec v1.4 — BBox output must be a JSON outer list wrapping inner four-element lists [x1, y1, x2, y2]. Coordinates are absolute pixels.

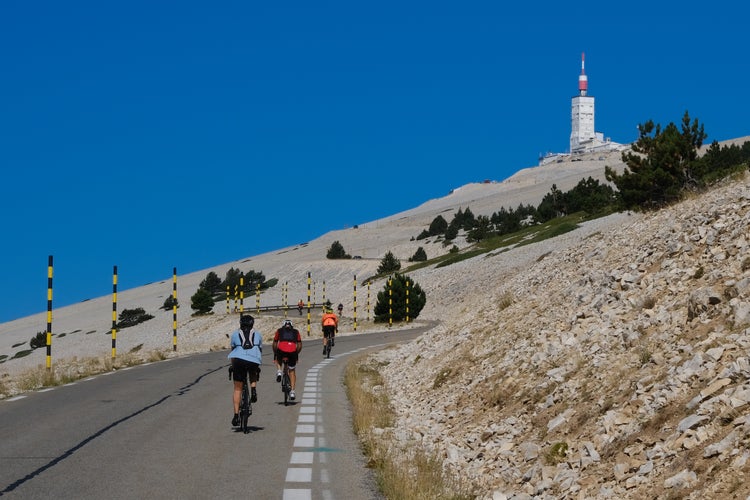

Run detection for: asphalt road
[[0, 325, 429, 499]]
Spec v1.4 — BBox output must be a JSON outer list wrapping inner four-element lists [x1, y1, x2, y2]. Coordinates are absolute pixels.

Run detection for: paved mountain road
[[0, 326, 429, 499]]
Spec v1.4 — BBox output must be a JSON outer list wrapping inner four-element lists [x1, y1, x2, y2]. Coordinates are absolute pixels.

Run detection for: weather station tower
[[570, 52, 595, 153]]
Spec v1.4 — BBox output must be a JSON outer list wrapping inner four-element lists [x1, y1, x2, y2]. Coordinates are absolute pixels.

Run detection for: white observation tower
[[570, 52, 596, 153]]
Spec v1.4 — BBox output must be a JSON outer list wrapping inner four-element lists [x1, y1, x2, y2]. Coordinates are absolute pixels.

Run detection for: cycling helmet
[[282, 319, 293, 328], [240, 315, 255, 328]]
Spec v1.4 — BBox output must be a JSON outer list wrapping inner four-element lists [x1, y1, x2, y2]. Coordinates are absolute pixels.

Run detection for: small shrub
[[641, 295, 656, 309], [639, 348, 652, 366], [693, 266, 705, 279], [544, 442, 569, 465], [742, 257, 750, 272], [13, 349, 33, 359], [162, 296, 179, 311], [498, 292, 513, 311], [117, 307, 155, 328], [190, 289, 215, 315], [29, 331, 47, 349], [433, 368, 452, 389]]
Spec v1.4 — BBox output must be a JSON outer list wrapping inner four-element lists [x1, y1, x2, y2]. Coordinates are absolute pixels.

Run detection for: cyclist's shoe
[[232, 413, 239, 426], [276, 370, 282, 382], [290, 390, 296, 400], [251, 388, 257, 403], [331, 338, 335, 347]]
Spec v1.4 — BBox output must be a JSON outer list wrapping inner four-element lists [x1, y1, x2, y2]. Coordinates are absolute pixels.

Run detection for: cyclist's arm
[[295, 332, 302, 353]]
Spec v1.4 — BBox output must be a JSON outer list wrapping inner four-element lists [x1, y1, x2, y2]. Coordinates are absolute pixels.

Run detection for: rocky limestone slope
[[374, 173, 750, 499]]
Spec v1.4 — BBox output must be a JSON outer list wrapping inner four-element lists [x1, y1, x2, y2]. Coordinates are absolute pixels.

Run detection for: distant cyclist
[[321, 307, 339, 354], [337, 303, 343, 316], [228, 314, 262, 427], [297, 299, 304, 316], [273, 319, 302, 400]]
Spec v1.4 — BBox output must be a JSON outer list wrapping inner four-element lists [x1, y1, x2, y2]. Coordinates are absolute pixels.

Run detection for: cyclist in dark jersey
[[273, 319, 302, 400]]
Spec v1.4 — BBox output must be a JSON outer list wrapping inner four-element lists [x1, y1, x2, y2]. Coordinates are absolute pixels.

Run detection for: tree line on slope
[[418, 112, 750, 244]]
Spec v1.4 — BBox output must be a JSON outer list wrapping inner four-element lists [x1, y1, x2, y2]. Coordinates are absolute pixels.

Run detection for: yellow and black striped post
[[322, 281, 326, 305], [240, 274, 245, 313], [406, 279, 410, 323], [226, 285, 230, 314], [353, 275, 357, 332], [234, 284, 238, 312], [283, 281, 288, 318], [313, 281, 316, 305], [172, 267, 178, 351], [306, 272, 311, 336], [111, 266, 118, 359], [367, 281, 371, 321], [255, 283, 260, 315], [45, 255, 53, 370], [388, 277, 393, 329]]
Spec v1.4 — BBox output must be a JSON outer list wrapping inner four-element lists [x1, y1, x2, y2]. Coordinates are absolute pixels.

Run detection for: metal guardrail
[[229, 303, 329, 314]]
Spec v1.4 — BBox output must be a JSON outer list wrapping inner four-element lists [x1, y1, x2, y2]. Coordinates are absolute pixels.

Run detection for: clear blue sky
[[1, 1, 747, 323]]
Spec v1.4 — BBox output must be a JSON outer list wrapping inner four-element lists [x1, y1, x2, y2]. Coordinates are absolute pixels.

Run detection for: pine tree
[[377, 251, 401, 274], [373, 273, 426, 322], [326, 240, 351, 259]]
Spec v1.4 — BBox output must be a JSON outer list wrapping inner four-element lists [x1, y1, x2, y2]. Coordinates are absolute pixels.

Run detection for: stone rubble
[[373, 173, 750, 498]]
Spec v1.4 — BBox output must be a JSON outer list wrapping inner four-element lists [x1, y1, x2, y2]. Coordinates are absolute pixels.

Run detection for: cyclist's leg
[[230, 359, 246, 416], [248, 362, 260, 402], [288, 352, 299, 392]]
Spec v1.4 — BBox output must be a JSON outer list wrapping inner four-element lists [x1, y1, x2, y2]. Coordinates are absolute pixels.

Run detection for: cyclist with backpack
[[228, 314, 262, 427], [273, 319, 302, 400], [321, 307, 338, 354]]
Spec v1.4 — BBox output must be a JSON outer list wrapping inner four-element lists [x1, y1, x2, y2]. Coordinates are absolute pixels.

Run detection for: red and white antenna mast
[[578, 52, 588, 96]]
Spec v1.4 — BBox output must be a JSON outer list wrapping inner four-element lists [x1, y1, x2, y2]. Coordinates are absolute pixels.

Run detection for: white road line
[[290, 451, 315, 464], [282, 489, 312, 500], [286, 467, 313, 482]]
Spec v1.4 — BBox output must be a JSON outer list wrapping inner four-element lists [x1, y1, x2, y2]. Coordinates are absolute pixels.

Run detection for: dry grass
[[2, 348, 172, 398], [344, 354, 475, 500]]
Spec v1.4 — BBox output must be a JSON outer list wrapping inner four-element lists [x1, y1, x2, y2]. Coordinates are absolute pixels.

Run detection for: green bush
[[191, 288, 215, 315], [409, 247, 427, 262], [117, 307, 155, 328], [30, 331, 47, 349], [326, 240, 352, 259], [162, 296, 179, 311], [373, 273, 426, 322], [377, 251, 401, 274]]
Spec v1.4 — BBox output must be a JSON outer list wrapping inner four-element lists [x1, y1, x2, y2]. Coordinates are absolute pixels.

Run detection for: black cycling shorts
[[275, 350, 299, 369], [231, 358, 260, 383], [322, 325, 336, 338]]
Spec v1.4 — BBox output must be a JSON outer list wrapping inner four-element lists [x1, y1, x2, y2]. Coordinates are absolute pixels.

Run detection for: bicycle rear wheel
[[240, 384, 250, 433], [282, 373, 290, 406]]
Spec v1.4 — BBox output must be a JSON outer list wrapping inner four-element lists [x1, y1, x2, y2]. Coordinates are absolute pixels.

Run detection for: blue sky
[[1, 1, 748, 323]]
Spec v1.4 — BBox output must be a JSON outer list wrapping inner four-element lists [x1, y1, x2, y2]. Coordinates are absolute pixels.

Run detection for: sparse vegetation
[[544, 442, 569, 465], [344, 354, 473, 499]]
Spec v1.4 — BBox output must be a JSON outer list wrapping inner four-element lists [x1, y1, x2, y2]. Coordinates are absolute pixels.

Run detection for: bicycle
[[228, 367, 252, 433], [323, 334, 333, 358], [280, 356, 292, 406]]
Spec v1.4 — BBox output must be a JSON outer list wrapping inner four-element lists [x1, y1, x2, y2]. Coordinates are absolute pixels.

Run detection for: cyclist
[[273, 319, 302, 400], [297, 299, 304, 316], [228, 314, 262, 427], [321, 307, 338, 355], [337, 303, 344, 316]]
